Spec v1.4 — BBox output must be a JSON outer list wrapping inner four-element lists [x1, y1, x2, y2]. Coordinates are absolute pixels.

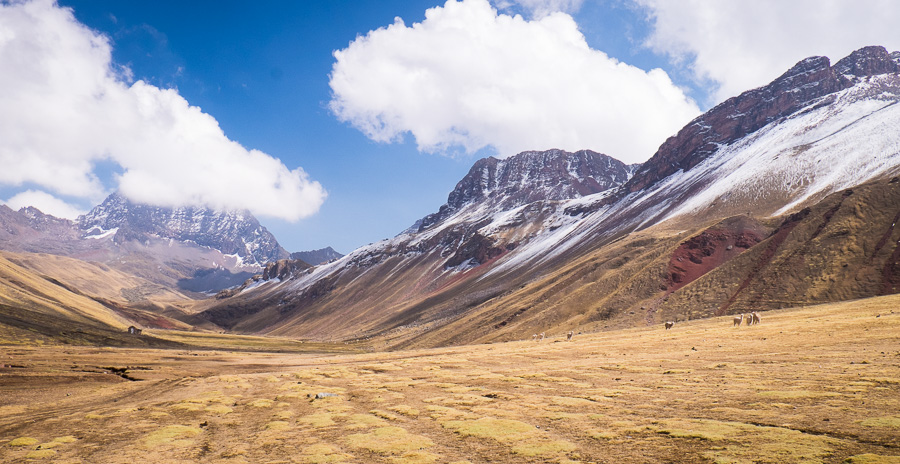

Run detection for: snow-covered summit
[[78, 192, 288, 268], [417, 149, 633, 232]]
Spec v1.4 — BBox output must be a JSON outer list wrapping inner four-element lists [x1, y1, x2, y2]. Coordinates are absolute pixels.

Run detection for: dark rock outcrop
[[262, 259, 312, 281]]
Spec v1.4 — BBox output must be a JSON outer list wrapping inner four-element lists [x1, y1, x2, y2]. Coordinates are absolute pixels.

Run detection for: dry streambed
[[1, 295, 899, 463]]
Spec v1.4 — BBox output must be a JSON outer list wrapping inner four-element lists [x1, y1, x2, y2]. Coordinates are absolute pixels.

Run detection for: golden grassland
[[1, 294, 899, 463], [144, 330, 364, 354]]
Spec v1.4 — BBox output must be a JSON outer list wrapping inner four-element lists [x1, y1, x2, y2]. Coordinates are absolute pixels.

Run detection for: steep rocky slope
[[397, 177, 900, 348], [198, 149, 635, 335]]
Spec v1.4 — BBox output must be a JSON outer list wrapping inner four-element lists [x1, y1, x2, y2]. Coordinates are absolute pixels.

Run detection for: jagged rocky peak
[[623, 45, 900, 195], [17, 206, 73, 230], [291, 247, 344, 265], [78, 192, 289, 267], [451, 149, 632, 207], [420, 149, 633, 231], [833, 45, 900, 78]]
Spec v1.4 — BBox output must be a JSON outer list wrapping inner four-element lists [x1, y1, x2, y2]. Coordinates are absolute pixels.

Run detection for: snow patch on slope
[[662, 76, 900, 222], [83, 227, 118, 239]]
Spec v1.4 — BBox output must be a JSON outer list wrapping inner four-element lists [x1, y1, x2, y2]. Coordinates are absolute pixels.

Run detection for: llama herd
[[664, 311, 761, 331], [531, 330, 576, 342], [732, 312, 761, 327], [530, 312, 762, 342]]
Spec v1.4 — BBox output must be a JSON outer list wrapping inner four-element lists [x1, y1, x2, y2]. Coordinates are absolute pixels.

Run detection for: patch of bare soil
[[665, 216, 767, 294], [2, 294, 899, 463]]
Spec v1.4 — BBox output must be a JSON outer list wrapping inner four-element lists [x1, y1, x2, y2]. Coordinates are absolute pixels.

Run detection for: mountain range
[[1, 45, 899, 349]]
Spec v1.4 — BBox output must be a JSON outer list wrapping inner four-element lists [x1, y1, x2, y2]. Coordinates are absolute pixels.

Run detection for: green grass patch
[[171, 402, 204, 412], [511, 439, 577, 457], [390, 450, 440, 463], [655, 419, 733, 441], [860, 416, 900, 428], [587, 429, 616, 440], [844, 454, 900, 463], [249, 398, 275, 408], [652, 419, 835, 463], [205, 404, 233, 414], [51, 436, 77, 444], [389, 405, 420, 417], [25, 449, 56, 459], [298, 413, 336, 428], [371, 409, 402, 421], [442, 417, 536, 442], [7, 437, 39, 447], [345, 426, 433, 455], [550, 396, 595, 407], [300, 443, 353, 463], [143, 425, 202, 448], [265, 420, 291, 431], [273, 409, 295, 420], [757, 390, 840, 399]]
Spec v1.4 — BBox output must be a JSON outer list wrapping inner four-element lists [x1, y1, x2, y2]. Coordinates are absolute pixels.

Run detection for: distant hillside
[[0, 251, 192, 346]]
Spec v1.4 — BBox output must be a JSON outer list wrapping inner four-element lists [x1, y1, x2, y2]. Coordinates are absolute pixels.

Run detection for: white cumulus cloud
[[3, 190, 87, 219], [0, 0, 326, 221], [637, 0, 900, 103], [329, 0, 700, 164], [494, 0, 584, 18]]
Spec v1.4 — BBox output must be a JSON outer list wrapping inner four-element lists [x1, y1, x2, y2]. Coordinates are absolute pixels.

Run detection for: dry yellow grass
[[1, 294, 899, 462]]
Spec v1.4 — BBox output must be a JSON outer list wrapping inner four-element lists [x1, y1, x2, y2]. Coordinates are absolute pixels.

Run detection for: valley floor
[[1, 295, 899, 463]]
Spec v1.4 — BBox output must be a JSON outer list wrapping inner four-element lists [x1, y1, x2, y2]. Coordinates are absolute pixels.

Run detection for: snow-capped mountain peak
[[78, 192, 289, 268], [418, 149, 634, 232]]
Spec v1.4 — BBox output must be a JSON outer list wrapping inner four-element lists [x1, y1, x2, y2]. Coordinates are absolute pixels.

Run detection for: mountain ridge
[[200, 46, 900, 348], [2, 46, 899, 349]]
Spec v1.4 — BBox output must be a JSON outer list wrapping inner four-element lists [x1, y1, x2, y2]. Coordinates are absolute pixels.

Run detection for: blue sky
[[55, 0, 682, 254], [2, 0, 898, 254], [55, 0, 478, 254]]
